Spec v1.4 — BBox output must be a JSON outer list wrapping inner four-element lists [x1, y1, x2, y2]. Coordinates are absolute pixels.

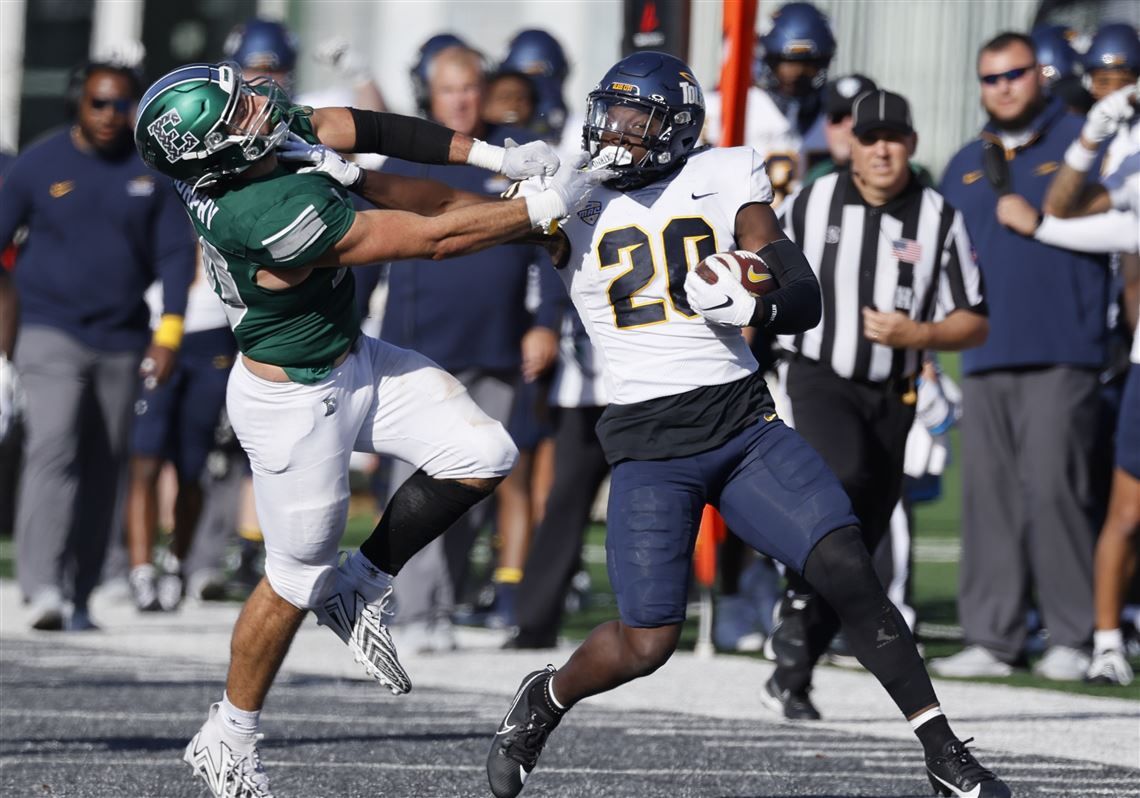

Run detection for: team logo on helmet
[[146, 109, 201, 163]]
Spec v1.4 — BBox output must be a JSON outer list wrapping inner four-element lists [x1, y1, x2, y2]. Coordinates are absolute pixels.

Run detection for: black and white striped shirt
[[778, 170, 984, 383]]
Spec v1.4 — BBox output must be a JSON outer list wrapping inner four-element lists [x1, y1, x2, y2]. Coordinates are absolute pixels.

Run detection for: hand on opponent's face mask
[[276, 133, 363, 188]]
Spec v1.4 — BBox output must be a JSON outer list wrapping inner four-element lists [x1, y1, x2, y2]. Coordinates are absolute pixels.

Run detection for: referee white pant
[[226, 335, 517, 610]]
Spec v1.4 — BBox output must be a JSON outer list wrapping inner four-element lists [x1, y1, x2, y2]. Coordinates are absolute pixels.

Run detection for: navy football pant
[[605, 416, 857, 628]]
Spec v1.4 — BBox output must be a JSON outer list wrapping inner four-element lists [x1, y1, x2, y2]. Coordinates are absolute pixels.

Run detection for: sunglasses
[[978, 65, 1034, 86], [89, 97, 134, 113]]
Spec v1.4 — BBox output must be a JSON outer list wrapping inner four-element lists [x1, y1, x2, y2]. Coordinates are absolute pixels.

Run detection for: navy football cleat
[[487, 666, 562, 798], [926, 738, 1011, 797]]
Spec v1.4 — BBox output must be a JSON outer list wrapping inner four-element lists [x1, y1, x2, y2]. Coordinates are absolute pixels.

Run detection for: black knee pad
[[805, 525, 936, 716], [803, 526, 881, 606], [360, 471, 492, 575]]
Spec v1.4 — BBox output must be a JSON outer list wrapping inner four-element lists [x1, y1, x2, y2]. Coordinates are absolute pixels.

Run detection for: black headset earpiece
[[64, 62, 92, 118]]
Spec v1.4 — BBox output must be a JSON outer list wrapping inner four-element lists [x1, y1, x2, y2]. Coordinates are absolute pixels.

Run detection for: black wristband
[[348, 108, 454, 164], [749, 296, 776, 328]]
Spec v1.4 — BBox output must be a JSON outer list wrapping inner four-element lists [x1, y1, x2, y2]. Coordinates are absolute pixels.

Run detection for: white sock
[[546, 675, 566, 711], [219, 693, 260, 739], [1094, 628, 1124, 654], [908, 706, 944, 732]]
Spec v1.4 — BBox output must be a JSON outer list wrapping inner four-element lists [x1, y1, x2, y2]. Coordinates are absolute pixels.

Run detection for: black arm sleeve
[[748, 238, 822, 334], [348, 108, 455, 164]]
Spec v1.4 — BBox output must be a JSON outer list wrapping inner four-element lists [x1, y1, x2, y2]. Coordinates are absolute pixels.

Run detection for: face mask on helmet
[[584, 94, 698, 191], [137, 62, 297, 191], [219, 75, 295, 164]]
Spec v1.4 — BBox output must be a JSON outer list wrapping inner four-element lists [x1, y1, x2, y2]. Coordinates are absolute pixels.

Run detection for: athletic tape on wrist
[[1064, 139, 1096, 173], [526, 189, 566, 227], [467, 139, 506, 173]]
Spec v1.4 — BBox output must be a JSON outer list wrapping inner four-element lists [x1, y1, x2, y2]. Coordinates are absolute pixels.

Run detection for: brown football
[[694, 250, 779, 297]]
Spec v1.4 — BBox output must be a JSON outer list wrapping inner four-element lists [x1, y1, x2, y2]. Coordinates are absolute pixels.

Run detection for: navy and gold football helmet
[[583, 51, 705, 192]]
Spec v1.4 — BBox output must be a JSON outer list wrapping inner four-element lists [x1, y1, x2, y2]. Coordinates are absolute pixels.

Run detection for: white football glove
[[524, 152, 612, 228], [0, 354, 24, 442], [501, 138, 560, 179], [313, 37, 371, 84], [276, 133, 363, 188], [1082, 83, 1139, 145], [684, 261, 757, 327]]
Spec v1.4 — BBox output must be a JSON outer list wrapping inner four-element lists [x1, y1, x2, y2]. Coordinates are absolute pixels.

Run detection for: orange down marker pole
[[719, 0, 758, 148], [693, 504, 727, 588]]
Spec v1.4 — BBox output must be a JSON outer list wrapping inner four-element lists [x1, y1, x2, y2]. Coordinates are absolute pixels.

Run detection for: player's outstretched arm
[[277, 134, 496, 215], [313, 154, 610, 267], [308, 107, 558, 179], [1044, 84, 1137, 218], [354, 170, 491, 216], [322, 202, 533, 266], [737, 202, 822, 334]]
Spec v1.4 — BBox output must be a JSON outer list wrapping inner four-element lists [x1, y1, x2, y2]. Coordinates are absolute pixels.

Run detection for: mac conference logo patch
[[578, 200, 602, 226]]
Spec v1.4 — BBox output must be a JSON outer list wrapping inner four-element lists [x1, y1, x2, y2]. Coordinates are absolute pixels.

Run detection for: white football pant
[[226, 335, 518, 609]]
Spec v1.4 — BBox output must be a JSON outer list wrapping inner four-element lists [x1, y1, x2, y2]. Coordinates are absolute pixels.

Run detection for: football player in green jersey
[[135, 61, 609, 798]]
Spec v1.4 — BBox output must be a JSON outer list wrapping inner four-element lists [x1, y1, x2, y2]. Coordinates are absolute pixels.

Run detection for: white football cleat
[[1086, 647, 1134, 686], [183, 704, 273, 798], [314, 557, 411, 695]]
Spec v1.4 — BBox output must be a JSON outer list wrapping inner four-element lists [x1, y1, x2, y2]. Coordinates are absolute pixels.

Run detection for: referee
[[762, 90, 989, 720]]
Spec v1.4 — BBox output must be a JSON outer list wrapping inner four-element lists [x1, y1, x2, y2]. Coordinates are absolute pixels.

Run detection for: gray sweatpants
[[14, 325, 141, 610], [388, 369, 515, 625], [959, 366, 1098, 660]]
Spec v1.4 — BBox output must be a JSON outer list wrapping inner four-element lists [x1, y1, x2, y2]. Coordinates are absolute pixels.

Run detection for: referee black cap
[[851, 89, 914, 137]]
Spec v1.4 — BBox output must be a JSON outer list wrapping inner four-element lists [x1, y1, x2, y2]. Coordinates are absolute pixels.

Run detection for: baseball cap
[[825, 74, 878, 118], [851, 89, 914, 137]]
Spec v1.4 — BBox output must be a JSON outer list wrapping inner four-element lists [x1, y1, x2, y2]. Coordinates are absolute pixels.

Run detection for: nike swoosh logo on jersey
[[706, 296, 734, 311], [746, 265, 773, 283], [691, 191, 718, 200]]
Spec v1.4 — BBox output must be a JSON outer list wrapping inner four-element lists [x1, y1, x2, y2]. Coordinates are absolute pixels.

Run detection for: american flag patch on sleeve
[[891, 238, 922, 263]]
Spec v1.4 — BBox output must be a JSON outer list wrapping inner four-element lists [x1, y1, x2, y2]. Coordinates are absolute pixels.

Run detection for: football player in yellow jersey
[[486, 51, 1009, 798]]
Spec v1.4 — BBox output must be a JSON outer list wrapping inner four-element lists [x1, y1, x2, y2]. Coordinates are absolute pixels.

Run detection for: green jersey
[[174, 142, 357, 384]]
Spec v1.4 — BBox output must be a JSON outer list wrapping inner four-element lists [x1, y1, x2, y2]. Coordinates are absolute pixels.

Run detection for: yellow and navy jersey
[[549, 146, 774, 405]]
